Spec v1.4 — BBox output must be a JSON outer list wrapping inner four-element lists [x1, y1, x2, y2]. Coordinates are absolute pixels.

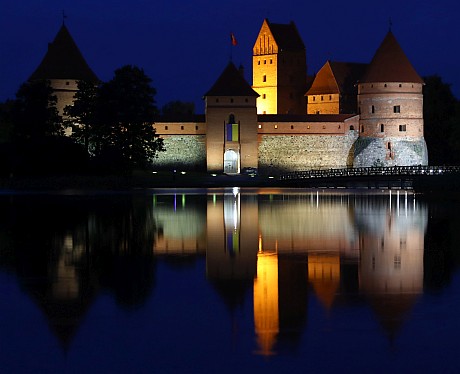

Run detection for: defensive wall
[[152, 115, 360, 173]]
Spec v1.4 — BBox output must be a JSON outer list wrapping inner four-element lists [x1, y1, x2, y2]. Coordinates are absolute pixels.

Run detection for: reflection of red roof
[[30, 24, 98, 82], [361, 31, 423, 84], [307, 61, 367, 95], [204, 62, 259, 97]]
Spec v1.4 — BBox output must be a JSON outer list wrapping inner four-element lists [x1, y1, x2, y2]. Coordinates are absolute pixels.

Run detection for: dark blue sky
[[1, 0, 459, 112]]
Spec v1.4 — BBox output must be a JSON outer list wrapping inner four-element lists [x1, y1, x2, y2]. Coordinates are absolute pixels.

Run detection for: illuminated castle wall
[[31, 20, 428, 173]]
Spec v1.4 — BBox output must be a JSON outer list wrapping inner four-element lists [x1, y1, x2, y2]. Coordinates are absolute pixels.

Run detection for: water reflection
[[0, 189, 459, 366]]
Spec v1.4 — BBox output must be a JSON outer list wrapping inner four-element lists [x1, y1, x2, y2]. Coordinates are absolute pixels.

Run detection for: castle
[[30, 19, 428, 174]]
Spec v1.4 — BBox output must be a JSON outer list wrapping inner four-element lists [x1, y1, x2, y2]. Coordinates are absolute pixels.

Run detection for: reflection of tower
[[224, 188, 241, 256], [206, 191, 259, 312], [254, 250, 278, 356], [357, 194, 427, 340], [308, 253, 340, 311]]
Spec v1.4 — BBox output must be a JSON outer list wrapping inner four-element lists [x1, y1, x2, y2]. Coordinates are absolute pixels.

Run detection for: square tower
[[252, 19, 307, 115]]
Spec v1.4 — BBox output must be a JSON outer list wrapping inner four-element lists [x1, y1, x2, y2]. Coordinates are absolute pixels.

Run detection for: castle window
[[258, 124, 262, 129], [399, 84, 402, 87], [307, 125, 310, 129], [270, 59, 273, 64], [380, 124, 384, 132], [230, 98, 234, 103], [291, 125, 294, 129], [371, 84, 374, 88], [313, 96, 316, 101], [229, 114, 235, 123], [361, 126, 364, 133], [350, 125, 355, 131], [181, 126, 184, 130], [322, 125, 326, 129], [371, 105, 375, 113], [399, 124, 407, 132], [258, 61, 260, 65], [165, 126, 168, 130], [263, 94, 266, 99], [263, 75, 266, 82], [264, 59, 266, 64], [384, 84, 387, 87], [387, 142, 392, 150], [65, 81, 70, 86], [321, 96, 324, 101], [394, 105, 400, 113], [216, 98, 219, 103], [195, 126, 199, 130], [245, 98, 248, 103], [316, 111, 320, 114], [329, 95, 332, 101]]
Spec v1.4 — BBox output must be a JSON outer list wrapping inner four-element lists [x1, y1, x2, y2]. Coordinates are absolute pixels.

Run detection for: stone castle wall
[[258, 131, 359, 173], [152, 135, 207, 171]]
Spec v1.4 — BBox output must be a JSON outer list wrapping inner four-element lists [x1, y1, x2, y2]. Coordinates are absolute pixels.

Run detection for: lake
[[1, 188, 459, 373]]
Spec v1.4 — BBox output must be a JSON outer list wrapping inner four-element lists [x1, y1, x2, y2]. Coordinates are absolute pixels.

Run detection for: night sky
[[1, 0, 459, 113]]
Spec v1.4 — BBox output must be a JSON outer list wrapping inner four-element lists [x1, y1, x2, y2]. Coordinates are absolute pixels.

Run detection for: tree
[[11, 80, 63, 140], [96, 65, 164, 171], [64, 80, 99, 154], [160, 100, 195, 121], [423, 75, 460, 164]]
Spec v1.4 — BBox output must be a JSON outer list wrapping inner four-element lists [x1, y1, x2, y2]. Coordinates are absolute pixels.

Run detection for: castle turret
[[30, 23, 99, 116], [354, 31, 428, 167], [204, 62, 259, 174], [252, 19, 307, 115]]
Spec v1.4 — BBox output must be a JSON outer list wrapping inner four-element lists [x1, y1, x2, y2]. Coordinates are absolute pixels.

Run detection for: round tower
[[354, 31, 428, 167]]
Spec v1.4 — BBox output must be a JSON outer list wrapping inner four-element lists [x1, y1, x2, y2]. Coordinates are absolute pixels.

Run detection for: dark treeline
[[0, 65, 170, 176]]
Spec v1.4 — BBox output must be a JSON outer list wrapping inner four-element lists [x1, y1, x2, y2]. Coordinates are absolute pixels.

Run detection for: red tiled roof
[[204, 62, 259, 97], [29, 24, 98, 82], [306, 61, 367, 95], [360, 31, 423, 84], [267, 20, 305, 51]]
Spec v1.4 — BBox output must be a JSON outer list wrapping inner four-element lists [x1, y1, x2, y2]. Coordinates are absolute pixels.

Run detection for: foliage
[[423, 75, 460, 164], [160, 100, 195, 121], [64, 80, 99, 153], [66, 65, 165, 172], [0, 100, 16, 142], [10, 80, 63, 140]]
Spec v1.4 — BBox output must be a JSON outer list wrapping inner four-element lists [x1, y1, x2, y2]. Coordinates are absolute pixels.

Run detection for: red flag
[[230, 32, 237, 46]]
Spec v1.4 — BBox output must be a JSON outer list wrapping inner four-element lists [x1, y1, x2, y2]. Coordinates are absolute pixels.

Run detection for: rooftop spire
[[360, 31, 423, 84]]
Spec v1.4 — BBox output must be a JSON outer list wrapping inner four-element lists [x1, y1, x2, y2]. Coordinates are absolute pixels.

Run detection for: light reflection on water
[[1, 189, 459, 373]]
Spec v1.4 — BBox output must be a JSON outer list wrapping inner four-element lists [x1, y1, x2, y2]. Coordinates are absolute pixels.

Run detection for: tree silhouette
[[11, 79, 63, 140]]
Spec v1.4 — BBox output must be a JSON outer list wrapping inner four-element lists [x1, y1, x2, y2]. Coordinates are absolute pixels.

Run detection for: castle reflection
[[0, 189, 453, 355]]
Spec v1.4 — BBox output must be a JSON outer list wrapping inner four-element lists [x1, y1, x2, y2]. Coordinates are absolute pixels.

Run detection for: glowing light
[[181, 171, 186, 175], [232, 187, 239, 197]]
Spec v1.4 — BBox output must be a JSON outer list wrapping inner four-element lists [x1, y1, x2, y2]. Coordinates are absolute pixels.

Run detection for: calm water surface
[[1, 188, 460, 373]]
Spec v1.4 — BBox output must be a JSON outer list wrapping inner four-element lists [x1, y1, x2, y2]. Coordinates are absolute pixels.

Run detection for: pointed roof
[[361, 31, 423, 84], [29, 24, 98, 82], [266, 19, 305, 51], [204, 62, 259, 97], [307, 61, 368, 95]]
